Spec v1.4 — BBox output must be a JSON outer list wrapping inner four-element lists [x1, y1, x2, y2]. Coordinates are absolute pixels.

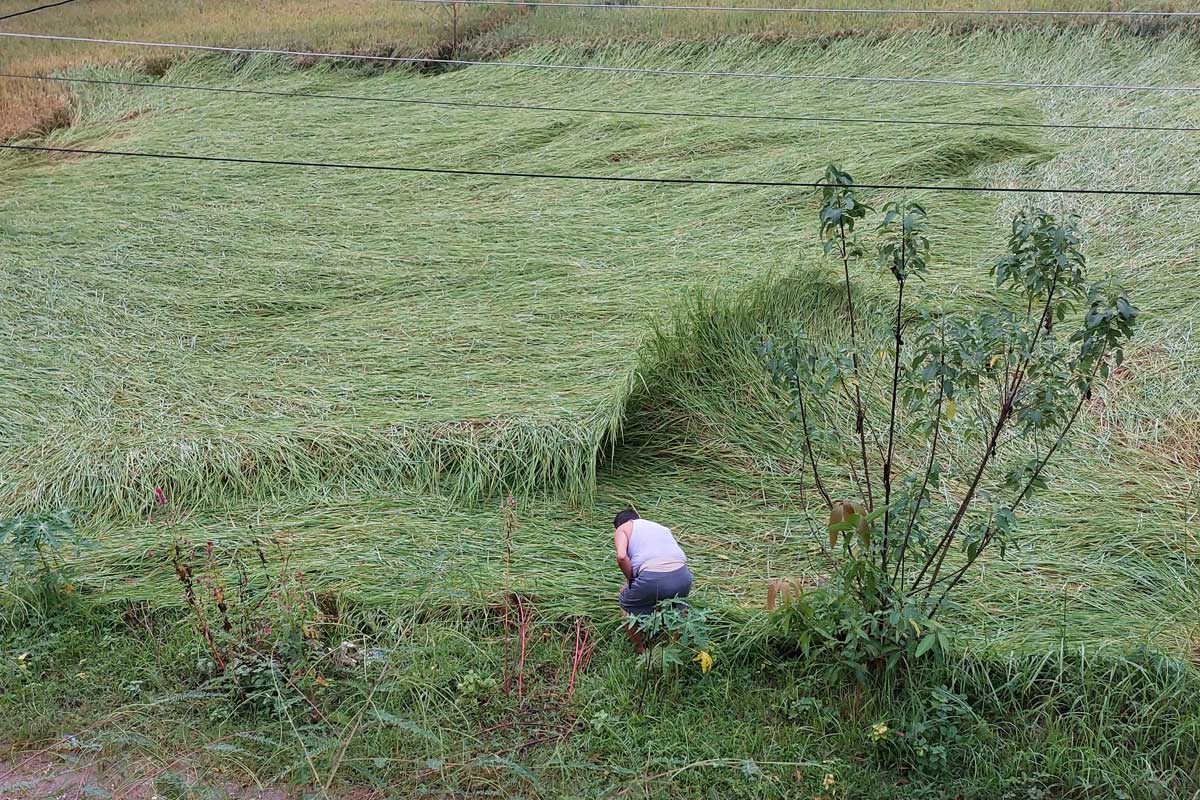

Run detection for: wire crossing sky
[[391, 0, 1200, 17], [4, 31, 1200, 93], [6, 72, 1200, 134], [6, 144, 1200, 197]]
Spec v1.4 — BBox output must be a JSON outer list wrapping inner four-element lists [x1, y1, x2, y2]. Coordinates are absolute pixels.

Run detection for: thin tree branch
[[882, 276, 905, 572], [911, 268, 1064, 594], [912, 411, 1005, 596], [793, 378, 832, 509], [928, 352, 1104, 613], [837, 218, 875, 511], [1006, 267, 1061, 403], [892, 347, 944, 586]]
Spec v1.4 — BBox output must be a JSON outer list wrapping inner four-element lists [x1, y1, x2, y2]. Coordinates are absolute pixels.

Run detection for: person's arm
[[614, 524, 634, 585]]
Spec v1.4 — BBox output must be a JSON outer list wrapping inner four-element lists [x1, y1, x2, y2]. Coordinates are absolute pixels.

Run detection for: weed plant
[[1, 600, 1195, 798]]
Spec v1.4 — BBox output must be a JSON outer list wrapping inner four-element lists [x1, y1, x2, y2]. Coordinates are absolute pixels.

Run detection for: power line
[[5, 143, 1199, 198], [0, 0, 78, 22], [393, 0, 1200, 17], [7, 71, 1200, 134], [4, 31, 1200, 93]]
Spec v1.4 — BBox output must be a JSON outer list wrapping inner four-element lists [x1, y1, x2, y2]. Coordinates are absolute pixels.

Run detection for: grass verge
[[1, 599, 1196, 798]]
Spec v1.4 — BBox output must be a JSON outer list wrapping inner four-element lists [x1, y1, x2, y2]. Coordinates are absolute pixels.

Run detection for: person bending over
[[613, 507, 692, 628]]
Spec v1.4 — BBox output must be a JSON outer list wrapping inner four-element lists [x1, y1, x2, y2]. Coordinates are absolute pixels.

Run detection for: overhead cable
[[5, 143, 1199, 198], [3, 31, 1199, 93], [7, 72, 1199, 134], [392, 0, 1200, 17], [0, 0, 78, 22]]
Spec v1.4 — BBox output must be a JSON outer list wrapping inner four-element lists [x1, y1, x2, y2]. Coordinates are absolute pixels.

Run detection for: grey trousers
[[619, 566, 693, 615]]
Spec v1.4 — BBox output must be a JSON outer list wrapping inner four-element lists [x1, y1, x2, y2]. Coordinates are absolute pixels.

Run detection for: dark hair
[[613, 507, 639, 529]]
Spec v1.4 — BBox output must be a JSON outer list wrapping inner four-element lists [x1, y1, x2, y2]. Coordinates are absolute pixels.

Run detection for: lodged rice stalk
[[0, 33, 1197, 656]]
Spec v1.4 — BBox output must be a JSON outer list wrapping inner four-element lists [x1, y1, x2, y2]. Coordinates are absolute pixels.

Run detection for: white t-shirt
[[627, 519, 687, 576]]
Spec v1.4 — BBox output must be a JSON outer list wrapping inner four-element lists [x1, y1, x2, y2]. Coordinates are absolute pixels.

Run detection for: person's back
[[612, 508, 693, 619], [626, 519, 687, 577]]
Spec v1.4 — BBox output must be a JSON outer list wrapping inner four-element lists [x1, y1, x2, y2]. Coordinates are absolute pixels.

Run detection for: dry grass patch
[[2, 0, 1197, 141], [0, 0, 510, 140]]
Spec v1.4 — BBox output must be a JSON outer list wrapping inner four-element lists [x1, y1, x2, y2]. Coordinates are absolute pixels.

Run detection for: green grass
[[1, 604, 1196, 799], [1, 0, 1191, 142], [472, 0, 1199, 52], [2, 22, 1200, 800], [1, 30, 1198, 658], [2, 38, 1039, 510]]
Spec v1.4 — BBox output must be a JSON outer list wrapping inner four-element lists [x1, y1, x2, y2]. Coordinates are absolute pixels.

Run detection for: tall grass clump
[[3, 410, 623, 517]]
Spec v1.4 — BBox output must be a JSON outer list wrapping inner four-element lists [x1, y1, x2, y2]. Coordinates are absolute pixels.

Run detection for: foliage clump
[[171, 538, 334, 718], [763, 165, 1138, 676], [628, 600, 714, 676], [0, 510, 85, 609]]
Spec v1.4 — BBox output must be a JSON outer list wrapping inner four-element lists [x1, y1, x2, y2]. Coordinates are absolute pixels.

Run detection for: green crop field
[[4, 29, 1199, 645], [2, 11, 1199, 798], [3, 0, 1185, 142]]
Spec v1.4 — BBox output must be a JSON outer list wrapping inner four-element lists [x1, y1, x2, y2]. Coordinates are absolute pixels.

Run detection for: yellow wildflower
[[692, 650, 714, 674]]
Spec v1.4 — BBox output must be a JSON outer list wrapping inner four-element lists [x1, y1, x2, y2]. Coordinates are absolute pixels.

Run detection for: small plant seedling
[[628, 600, 713, 678], [0, 510, 85, 603]]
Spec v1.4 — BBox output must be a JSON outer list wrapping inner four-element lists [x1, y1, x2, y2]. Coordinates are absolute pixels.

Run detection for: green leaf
[[372, 709, 435, 740], [915, 633, 937, 658], [204, 743, 252, 756]]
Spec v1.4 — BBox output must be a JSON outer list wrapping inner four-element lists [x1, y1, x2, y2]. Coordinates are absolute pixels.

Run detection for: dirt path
[[0, 746, 290, 800]]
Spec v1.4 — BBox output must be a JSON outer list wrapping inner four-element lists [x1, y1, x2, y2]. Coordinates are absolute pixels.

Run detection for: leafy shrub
[[763, 164, 1138, 674], [771, 575, 949, 681], [871, 685, 979, 775], [628, 599, 713, 676], [456, 668, 500, 705], [587, 708, 619, 733], [0, 510, 85, 609], [171, 538, 331, 719]]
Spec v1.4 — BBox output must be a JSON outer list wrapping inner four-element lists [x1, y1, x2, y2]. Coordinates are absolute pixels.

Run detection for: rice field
[[2, 29, 1199, 655], [1, 0, 1194, 140], [0, 0, 521, 140]]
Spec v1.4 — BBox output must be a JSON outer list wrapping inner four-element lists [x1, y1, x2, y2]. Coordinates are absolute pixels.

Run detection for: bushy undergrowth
[[1, 595, 1196, 799]]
